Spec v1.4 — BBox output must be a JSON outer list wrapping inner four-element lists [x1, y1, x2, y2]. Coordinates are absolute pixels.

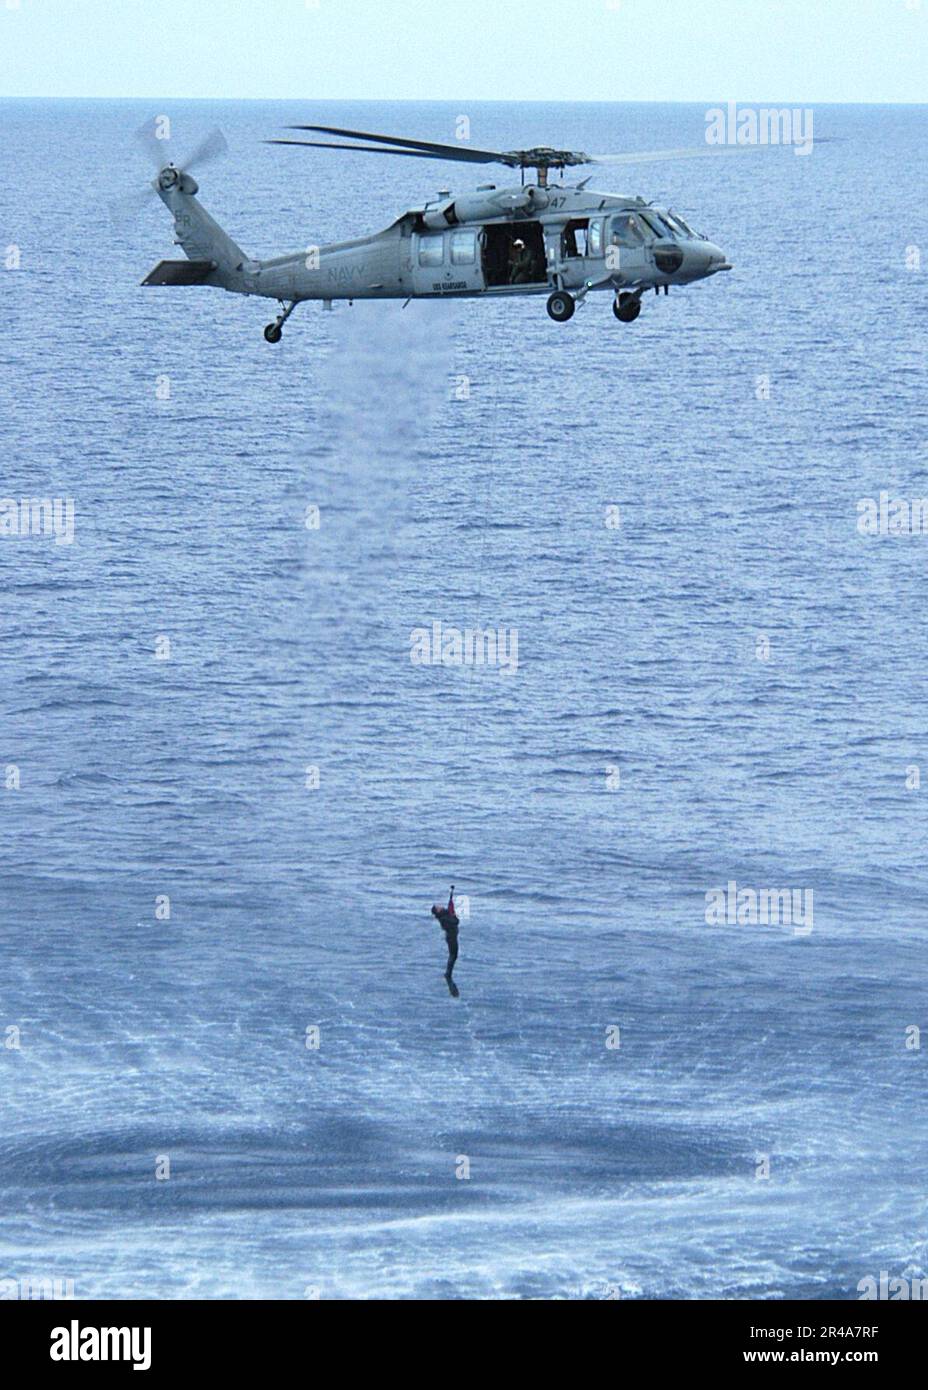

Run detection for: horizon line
[[1, 95, 926, 107]]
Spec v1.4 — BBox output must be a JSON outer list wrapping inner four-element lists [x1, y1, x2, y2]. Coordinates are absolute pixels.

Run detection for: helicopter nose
[[700, 241, 732, 275], [679, 241, 730, 277]]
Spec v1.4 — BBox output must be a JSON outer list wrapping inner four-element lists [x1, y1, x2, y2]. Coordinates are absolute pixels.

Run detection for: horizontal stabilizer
[[141, 259, 217, 286]]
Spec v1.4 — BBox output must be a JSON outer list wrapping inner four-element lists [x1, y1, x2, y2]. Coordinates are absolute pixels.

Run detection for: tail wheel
[[546, 291, 575, 323], [613, 293, 641, 324], [264, 323, 283, 344]]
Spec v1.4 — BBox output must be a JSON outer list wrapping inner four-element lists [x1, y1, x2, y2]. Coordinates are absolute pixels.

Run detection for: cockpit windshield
[[639, 211, 677, 240], [664, 211, 698, 238]]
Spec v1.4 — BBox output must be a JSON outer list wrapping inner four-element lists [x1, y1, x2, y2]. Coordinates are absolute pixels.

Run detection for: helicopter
[[138, 121, 740, 343]]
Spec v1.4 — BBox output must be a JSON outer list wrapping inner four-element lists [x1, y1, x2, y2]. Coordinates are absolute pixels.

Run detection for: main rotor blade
[[589, 145, 795, 166], [289, 123, 509, 164], [183, 127, 228, 173], [266, 138, 496, 164]]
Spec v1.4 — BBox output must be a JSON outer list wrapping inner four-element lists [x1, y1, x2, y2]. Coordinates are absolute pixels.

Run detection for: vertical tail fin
[[156, 171, 247, 276]]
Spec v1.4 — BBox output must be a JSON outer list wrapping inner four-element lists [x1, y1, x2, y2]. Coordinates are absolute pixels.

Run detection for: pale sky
[[1, 0, 926, 103]]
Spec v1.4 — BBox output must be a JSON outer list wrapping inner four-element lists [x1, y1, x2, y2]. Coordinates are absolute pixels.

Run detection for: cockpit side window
[[610, 213, 646, 248]]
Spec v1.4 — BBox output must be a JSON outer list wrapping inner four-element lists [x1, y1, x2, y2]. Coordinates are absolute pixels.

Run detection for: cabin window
[[450, 231, 477, 265], [561, 218, 590, 258], [588, 219, 603, 257], [418, 234, 445, 267], [610, 213, 647, 248]]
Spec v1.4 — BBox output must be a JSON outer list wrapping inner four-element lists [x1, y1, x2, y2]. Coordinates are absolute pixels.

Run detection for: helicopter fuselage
[[145, 169, 731, 338], [236, 184, 729, 303], [151, 174, 728, 302]]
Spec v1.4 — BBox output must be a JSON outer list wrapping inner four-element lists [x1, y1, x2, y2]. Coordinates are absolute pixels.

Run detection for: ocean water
[[1, 99, 927, 1300]]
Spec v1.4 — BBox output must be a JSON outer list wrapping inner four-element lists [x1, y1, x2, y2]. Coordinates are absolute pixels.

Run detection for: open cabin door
[[480, 221, 548, 290]]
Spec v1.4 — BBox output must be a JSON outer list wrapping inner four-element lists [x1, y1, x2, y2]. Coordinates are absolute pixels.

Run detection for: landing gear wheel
[[264, 323, 283, 344], [613, 293, 641, 324], [546, 291, 575, 323]]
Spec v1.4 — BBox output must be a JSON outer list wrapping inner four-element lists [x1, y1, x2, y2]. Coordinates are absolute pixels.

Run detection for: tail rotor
[[110, 118, 228, 224]]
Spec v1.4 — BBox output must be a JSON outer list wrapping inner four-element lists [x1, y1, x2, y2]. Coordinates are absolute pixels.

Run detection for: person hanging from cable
[[430, 886, 460, 993]]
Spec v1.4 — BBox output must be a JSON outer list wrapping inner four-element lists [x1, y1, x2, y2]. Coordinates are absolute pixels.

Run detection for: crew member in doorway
[[508, 238, 534, 284]]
